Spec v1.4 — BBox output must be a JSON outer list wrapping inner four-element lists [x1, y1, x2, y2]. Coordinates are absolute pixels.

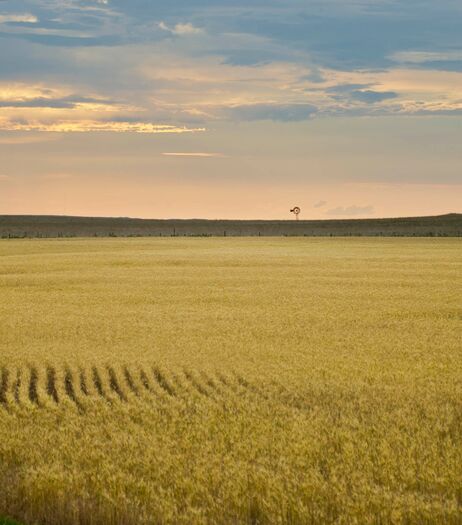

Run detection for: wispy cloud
[[162, 152, 223, 157], [327, 205, 375, 217], [390, 50, 462, 64], [0, 13, 38, 24], [0, 95, 117, 109], [0, 83, 205, 133], [0, 120, 205, 133], [314, 200, 327, 208], [158, 22, 203, 35], [227, 103, 317, 122], [350, 90, 398, 103], [324, 83, 399, 104]]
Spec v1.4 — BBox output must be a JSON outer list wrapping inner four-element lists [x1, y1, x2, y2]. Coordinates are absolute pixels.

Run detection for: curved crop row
[[0, 365, 264, 410]]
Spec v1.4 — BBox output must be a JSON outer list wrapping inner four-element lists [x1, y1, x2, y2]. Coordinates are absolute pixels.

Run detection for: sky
[[0, 0, 461, 219]]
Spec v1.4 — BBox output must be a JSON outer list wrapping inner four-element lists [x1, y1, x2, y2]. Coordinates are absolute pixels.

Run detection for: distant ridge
[[0, 213, 460, 238]]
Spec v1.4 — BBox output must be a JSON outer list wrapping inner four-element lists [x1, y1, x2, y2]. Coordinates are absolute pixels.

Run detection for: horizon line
[[0, 212, 460, 222]]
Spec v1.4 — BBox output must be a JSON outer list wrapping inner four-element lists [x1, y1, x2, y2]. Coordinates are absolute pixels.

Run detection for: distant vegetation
[[0, 213, 461, 238], [0, 238, 461, 524]]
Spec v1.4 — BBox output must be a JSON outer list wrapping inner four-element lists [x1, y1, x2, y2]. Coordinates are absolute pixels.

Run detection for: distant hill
[[0, 214, 461, 238]]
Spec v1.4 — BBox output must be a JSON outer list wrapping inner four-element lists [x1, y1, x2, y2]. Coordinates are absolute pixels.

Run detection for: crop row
[[0, 365, 263, 411]]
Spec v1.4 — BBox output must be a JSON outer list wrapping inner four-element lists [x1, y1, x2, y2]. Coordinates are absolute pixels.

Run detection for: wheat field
[[0, 238, 461, 525]]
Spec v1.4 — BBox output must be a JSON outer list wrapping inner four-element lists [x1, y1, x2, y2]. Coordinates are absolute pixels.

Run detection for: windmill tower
[[290, 206, 301, 220]]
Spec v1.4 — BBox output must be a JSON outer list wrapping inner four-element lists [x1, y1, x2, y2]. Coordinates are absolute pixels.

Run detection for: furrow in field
[[0, 364, 271, 409], [139, 368, 156, 395], [91, 366, 116, 403], [107, 367, 128, 402], [46, 367, 59, 404], [95, 367, 122, 404], [199, 371, 243, 406], [136, 366, 171, 404], [52, 368, 72, 408], [28, 367, 39, 405], [0, 367, 9, 405], [199, 371, 228, 397], [181, 370, 217, 402], [218, 372, 271, 403], [33, 366, 53, 408], [233, 373, 268, 400], [63, 367, 86, 411], [152, 367, 176, 397], [13, 368, 22, 404], [123, 366, 140, 398], [18, 367, 36, 408], [80, 367, 100, 398], [167, 371, 190, 399], [2, 368, 16, 406], [79, 368, 89, 396], [125, 365, 158, 405], [91, 367, 106, 399], [130, 366, 162, 404], [63, 369, 77, 403]]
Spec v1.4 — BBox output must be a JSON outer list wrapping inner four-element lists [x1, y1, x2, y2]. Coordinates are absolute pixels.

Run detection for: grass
[[0, 238, 461, 524]]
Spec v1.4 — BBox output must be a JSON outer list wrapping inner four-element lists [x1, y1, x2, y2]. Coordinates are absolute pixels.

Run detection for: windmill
[[290, 206, 301, 220]]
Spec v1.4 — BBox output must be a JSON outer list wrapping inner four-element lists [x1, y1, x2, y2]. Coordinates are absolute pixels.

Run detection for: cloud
[[0, 0, 461, 131], [313, 200, 327, 208], [390, 50, 462, 64], [0, 174, 10, 181], [0, 14, 37, 24], [350, 90, 398, 103], [326, 83, 373, 94], [325, 84, 398, 104], [228, 103, 317, 122], [222, 1, 462, 71], [0, 82, 211, 134], [389, 50, 462, 72], [399, 107, 462, 117], [162, 152, 223, 157], [302, 69, 326, 83], [326, 205, 375, 217], [1, 32, 121, 47], [0, 95, 117, 109], [158, 22, 203, 35], [0, 119, 206, 133], [222, 50, 275, 67]]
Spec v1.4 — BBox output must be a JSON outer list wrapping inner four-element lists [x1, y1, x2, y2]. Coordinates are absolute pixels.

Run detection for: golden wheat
[[0, 238, 461, 524]]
